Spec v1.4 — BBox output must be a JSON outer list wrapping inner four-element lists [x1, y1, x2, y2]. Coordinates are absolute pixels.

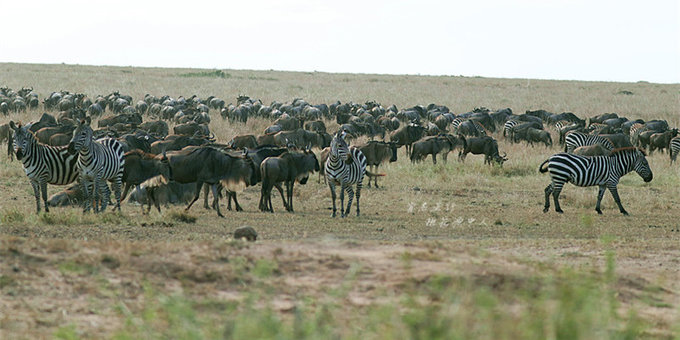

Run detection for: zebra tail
[[538, 159, 550, 173], [366, 171, 386, 178]]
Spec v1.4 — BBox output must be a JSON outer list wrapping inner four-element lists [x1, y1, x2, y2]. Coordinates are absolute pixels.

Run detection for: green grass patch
[[178, 69, 230, 79], [1, 208, 25, 223], [167, 210, 197, 224]]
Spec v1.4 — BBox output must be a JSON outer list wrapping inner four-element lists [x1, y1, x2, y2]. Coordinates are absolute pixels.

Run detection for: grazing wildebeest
[[259, 150, 319, 213], [458, 136, 507, 166], [120, 150, 171, 213], [357, 140, 399, 188], [525, 127, 553, 147], [389, 124, 425, 156], [649, 129, 678, 155], [166, 146, 257, 217], [410, 134, 466, 165], [540, 147, 652, 215]]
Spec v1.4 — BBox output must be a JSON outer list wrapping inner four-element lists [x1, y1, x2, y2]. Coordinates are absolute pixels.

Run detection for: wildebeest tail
[[366, 171, 386, 178], [538, 159, 550, 173]]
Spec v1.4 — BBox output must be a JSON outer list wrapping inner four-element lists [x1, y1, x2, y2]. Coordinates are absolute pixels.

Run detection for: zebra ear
[[9, 121, 17, 131], [85, 116, 92, 126]]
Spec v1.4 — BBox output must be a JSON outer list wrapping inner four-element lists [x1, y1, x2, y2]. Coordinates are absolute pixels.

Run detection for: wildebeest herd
[[0, 86, 674, 217]]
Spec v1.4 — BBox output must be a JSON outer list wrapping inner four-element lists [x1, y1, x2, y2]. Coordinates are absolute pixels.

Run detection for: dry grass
[[0, 63, 679, 338]]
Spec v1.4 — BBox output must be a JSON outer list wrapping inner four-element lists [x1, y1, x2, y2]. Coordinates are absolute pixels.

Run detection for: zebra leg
[[595, 185, 606, 214], [328, 181, 337, 217], [543, 183, 553, 213], [81, 179, 92, 213], [607, 184, 628, 216], [99, 179, 111, 212], [92, 178, 101, 213], [111, 177, 122, 212], [355, 182, 362, 217], [30, 180, 41, 213], [552, 184, 564, 213], [343, 183, 354, 218], [40, 180, 49, 213]]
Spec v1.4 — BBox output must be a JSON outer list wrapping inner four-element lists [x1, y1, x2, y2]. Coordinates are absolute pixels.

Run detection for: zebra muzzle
[[15, 148, 23, 160]]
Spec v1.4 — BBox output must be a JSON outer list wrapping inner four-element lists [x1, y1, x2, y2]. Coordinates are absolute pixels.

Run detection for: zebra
[[539, 147, 652, 215], [325, 130, 367, 218], [564, 131, 614, 153], [68, 119, 125, 213], [9, 121, 79, 212], [503, 120, 519, 140], [669, 136, 680, 164]]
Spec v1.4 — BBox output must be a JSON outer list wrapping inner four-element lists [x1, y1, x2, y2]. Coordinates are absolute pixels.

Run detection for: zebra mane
[[611, 146, 646, 156]]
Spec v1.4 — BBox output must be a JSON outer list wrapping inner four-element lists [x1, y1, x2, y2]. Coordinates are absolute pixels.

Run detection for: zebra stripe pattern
[[450, 117, 465, 134], [10, 121, 79, 212], [564, 131, 614, 153], [68, 120, 125, 213], [539, 147, 652, 215], [325, 131, 367, 217], [670, 137, 680, 164], [503, 120, 519, 139]]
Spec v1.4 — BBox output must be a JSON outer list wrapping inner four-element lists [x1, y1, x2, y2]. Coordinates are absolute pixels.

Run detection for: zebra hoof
[[621, 211, 629, 216], [596, 209, 603, 215], [555, 209, 564, 214]]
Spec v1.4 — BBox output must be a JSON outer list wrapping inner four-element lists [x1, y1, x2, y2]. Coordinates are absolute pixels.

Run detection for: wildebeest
[[150, 135, 211, 154], [259, 150, 319, 212], [572, 144, 612, 157], [525, 127, 553, 147], [129, 180, 198, 213], [458, 136, 508, 166], [47, 184, 86, 207], [648, 129, 678, 154], [410, 134, 466, 165], [389, 124, 425, 156], [120, 150, 171, 213], [357, 141, 399, 188], [229, 134, 258, 150], [173, 122, 210, 136], [166, 146, 257, 217]]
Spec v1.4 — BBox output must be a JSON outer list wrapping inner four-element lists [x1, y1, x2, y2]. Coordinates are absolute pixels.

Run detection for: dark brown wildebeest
[[525, 127, 553, 147], [229, 134, 258, 150], [48, 133, 71, 146], [166, 146, 257, 217], [256, 132, 277, 146], [572, 144, 612, 157], [149, 135, 211, 154], [120, 150, 171, 213], [458, 136, 508, 166], [599, 133, 633, 149], [389, 124, 425, 156], [47, 184, 86, 207], [357, 140, 399, 188], [259, 150, 319, 213], [410, 134, 466, 165], [304, 120, 326, 133], [34, 125, 76, 144], [273, 115, 301, 131], [139, 120, 169, 138], [649, 129, 678, 154], [97, 113, 142, 128], [173, 122, 210, 136]]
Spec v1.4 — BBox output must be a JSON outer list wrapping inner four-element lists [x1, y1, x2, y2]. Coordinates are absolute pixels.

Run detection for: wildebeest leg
[[259, 184, 269, 212], [210, 184, 224, 217], [40, 180, 49, 213], [274, 183, 287, 211], [228, 191, 243, 212], [328, 181, 337, 217], [595, 185, 606, 214], [121, 183, 131, 202], [286, 181, 294, 212], [543, 183, 553, 213], [432, 153, 437, 165], [185, 181, 203, 212], [374, 165, 380, 188], [203, 183, 211, 209], [607, 184, 628, 216]]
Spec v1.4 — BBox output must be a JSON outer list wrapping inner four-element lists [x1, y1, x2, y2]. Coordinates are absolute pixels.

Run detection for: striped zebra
[[9, 121, 79, 212], [503, 120, 519, 140], [669, 137, 680, 164], [450, 117, 465, 134], [539, 147, 652, 215], [564, 131, 614, 153], [68, 119, 125, 213], [325, 130, 367, 217]]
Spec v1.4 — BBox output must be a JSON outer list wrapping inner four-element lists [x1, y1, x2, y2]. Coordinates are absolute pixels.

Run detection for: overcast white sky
[[2, 0, 679, 83]]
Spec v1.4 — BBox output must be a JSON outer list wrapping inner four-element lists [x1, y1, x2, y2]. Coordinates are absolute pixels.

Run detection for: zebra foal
[[10, 121, 79, 212], [539, 147, 652, 215], [325, 130, 367, 218], [68, 119, 125, 213]]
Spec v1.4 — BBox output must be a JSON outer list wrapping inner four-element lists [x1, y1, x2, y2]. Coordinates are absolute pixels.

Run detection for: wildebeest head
[[9, 121, 34, 160]]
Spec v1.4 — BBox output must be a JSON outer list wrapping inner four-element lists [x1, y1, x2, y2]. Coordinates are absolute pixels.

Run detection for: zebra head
[[68, 118, 93, 154], [632, 148, 653, 182], [9, 121, 34, 161], [330, 130, 350, 162]]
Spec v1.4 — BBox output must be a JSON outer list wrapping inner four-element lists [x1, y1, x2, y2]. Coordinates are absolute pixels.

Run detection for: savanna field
[[0, 63, 679, 339]]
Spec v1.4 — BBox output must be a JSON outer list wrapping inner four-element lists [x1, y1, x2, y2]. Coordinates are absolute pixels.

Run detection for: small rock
[[234, 226, 257, 241], [412, 187, 420, 191]]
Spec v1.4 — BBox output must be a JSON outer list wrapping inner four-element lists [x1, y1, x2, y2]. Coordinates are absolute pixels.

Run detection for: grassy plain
[[0, 63, 679, 339]]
